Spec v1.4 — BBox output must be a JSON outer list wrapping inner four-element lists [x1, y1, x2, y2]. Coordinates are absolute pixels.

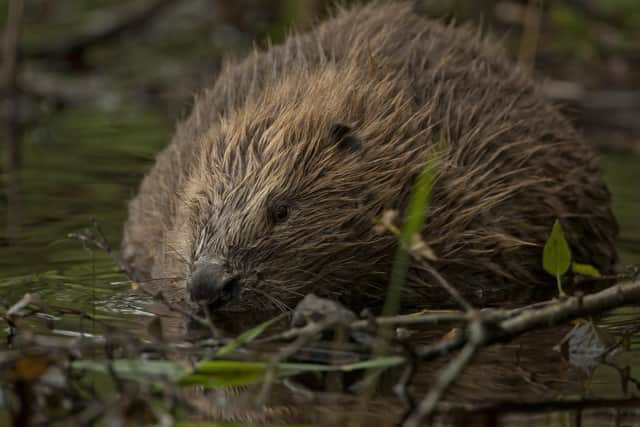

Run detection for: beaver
[[121, 2, 617, 313]]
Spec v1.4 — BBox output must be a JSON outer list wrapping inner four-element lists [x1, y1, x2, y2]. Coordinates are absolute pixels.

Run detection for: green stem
[[557, 274, 566, 297]]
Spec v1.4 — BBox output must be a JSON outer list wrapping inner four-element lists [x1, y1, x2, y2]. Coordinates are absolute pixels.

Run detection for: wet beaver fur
[[121, 2, 617, 313]]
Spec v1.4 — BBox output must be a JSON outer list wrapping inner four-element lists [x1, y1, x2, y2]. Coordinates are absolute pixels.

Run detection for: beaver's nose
[[188, 263, 239, 308]]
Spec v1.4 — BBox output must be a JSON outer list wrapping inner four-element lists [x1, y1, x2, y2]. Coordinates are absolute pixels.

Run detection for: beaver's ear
[[329, 123, 362, 153]]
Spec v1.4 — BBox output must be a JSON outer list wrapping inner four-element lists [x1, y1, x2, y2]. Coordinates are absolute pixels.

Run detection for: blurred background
[[0, 0, 638, 315]]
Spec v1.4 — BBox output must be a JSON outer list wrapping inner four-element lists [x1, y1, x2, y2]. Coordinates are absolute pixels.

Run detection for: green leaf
[[278, 356, 405, 374], [216, 314, 284, 357], [542, 220, 572, 296], [179, 361, 268, 388], [179, 357, 404, 389], [572, 262, 602, 278]]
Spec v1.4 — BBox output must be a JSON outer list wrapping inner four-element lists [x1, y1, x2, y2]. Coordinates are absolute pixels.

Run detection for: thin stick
[[403, 319, 485, 427]]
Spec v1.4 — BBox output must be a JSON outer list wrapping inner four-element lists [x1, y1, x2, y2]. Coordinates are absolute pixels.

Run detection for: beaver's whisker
[[275, 266, 336, 288], [251, 288, 291, 313], [259, 281, 307, 298]]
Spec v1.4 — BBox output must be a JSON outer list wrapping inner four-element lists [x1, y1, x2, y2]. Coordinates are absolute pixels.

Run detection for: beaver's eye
[[271, 204, 289, 224]]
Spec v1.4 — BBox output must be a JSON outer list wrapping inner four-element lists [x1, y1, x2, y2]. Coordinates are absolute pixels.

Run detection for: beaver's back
[[122, 2, 617, 306]]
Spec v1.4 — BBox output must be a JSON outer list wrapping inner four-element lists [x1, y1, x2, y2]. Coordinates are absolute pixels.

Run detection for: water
[[0, 106, 169, 335], [0, 104, 639, 426]]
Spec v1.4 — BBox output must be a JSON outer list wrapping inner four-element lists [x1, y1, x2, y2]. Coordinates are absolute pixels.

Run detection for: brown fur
[[122, 2, 617, 312]]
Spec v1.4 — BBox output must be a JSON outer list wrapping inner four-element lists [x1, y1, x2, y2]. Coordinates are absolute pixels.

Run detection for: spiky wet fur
[[122, 2, 617, 312]]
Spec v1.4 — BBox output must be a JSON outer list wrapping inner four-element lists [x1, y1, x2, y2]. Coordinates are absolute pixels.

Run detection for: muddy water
[[0, 105, 639, 426]]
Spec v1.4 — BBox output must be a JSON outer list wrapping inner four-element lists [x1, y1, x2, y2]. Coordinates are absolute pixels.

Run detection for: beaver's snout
[[188, 262, 239, 309]]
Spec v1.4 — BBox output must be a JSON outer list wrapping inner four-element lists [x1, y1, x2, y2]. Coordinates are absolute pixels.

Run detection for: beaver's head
[[172, 66, 430, 313]]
